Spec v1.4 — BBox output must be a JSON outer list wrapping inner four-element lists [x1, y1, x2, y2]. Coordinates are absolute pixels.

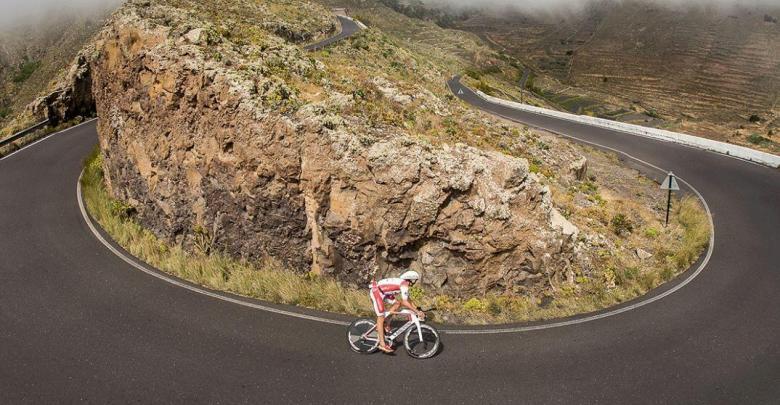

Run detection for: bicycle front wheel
[[347, 318, 380, 354], [404, 324, 440, 359]]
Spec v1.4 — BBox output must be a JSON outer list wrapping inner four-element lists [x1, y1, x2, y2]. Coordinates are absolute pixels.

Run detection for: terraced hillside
[[454, 1, 780, 152]]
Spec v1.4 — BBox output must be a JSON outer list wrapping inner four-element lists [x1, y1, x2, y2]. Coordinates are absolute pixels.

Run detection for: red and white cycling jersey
[[368, 278, 410, 316]]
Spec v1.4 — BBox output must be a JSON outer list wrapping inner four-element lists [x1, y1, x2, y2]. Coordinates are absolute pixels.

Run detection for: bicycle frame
[[360, 309, 424, 343]]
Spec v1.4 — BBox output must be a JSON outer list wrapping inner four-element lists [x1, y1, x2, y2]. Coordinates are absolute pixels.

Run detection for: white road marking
[[64, 82, 715, 335], [440, 83, 715, 334], [77, 172, 349, 326], [0, 118, 98, 162]]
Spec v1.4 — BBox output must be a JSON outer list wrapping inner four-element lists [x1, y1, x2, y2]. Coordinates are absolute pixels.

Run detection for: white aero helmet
[[400, 270, 420, 282]]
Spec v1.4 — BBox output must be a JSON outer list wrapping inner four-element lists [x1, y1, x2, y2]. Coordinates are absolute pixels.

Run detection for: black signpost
[[661, 171, 680, 227]]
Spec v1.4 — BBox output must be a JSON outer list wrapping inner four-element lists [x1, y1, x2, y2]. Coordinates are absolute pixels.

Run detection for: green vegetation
[[747, 133, 769, 145], [84, 146, 710, 324], [645, 227, 660, 238], [610, 213, 634, 235], [0, 9, 112, 136], [74, 0, 713, 325], [670, 196, 711, 269], [12, 60, 41, 83]]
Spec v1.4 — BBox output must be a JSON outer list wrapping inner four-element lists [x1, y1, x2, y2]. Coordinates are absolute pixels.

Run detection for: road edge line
[[0, 118, 98, 162], [77, 120, 715, 335], [439, 81, 715, 334], [77, 171, 350, 326]]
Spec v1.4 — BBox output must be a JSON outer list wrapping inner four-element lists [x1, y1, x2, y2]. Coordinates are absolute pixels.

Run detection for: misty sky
[[0, 0, 124, 26], [0, 0, 777, 26], [425, 0, 780, 13]]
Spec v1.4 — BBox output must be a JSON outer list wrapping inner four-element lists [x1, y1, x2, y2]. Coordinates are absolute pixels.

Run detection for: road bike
[[346, 309, 441, 359]]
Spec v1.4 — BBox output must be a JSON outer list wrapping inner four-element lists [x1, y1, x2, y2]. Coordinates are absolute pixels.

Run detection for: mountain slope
[[452, 1, 780, 152], [0, 7, 118, 136]]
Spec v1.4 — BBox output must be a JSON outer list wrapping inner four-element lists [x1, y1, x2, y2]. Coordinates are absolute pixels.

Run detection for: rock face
[[84, 1, 582, 296], [30, 51, 96, 125]]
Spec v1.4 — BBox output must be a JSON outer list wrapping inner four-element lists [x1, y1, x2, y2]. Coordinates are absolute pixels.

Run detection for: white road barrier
[[473, 90, 780, 169]]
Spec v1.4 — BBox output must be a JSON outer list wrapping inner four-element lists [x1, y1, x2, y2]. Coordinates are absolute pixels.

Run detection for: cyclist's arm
[[387, 300, 402, 314], [399, 282, 424, 317], [400, 299, 424, 318]]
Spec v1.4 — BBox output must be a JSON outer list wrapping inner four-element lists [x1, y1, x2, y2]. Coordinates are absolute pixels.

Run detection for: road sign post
[[660, 171, 680, 227]]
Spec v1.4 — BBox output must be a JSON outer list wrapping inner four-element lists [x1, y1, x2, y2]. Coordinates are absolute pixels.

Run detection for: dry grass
[[77, 0, 712, 325], [81, 148, 371, 317], [416, 195, 710, 324], [84, 145, 709, 325]]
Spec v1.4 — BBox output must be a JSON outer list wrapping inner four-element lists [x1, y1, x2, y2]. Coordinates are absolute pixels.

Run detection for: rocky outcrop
[[86, 0, 583, 296], [29, 50, 96, 125]]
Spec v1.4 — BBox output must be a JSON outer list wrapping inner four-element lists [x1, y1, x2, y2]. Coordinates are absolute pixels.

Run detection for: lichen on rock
[[79, 0, 587, 297]]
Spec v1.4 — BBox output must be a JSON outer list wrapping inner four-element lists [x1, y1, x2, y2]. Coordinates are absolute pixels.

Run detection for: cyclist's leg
[[370, 288, 393, 352], [386, 299, 401, 332]]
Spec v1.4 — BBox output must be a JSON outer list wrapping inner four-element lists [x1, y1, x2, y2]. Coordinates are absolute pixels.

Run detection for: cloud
[[423, 0, 780, 14], [0, 0, 124, 27]]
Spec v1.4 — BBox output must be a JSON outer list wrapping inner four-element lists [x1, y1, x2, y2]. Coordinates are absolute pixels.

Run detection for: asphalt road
[[304, 16, 361, 51], [1, 24, 780, 405]]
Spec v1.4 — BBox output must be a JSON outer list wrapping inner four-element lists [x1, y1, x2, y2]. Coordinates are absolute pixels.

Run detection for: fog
[[424, 0, 780, 14], [0, 0, 124, 27]]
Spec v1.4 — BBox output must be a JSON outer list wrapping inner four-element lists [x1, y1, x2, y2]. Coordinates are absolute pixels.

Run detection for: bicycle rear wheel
[[347, 319, 380, 354], [404, 324, 440, 359]]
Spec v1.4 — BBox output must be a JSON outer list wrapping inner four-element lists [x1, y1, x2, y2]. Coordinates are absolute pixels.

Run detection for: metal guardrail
[[0, 120, 50, 149]]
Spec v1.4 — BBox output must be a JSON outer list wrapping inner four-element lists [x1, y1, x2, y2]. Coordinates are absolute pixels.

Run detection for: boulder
[[569, 156, 588, 181], [636, 248, 653, 260]]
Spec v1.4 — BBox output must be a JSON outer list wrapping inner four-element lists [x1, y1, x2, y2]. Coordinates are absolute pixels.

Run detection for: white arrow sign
[[660, 172, 680, 191], [458, 88, 464, 95]]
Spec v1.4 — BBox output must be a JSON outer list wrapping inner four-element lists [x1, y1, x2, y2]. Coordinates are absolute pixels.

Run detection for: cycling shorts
[[369, 281, 396, 316]]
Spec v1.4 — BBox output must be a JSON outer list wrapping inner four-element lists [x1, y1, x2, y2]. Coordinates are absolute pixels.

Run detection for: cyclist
[[369, 270, 424, 353]]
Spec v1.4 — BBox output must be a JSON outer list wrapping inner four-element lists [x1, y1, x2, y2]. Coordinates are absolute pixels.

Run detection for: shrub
[[670, 196, 710, 269], [644, 227, 660, 238], [12, 60, 41, 83], [481, 65, 501, 75], [352, 14, 371, 26], [409, 285, 425, 301], [747, 133, 768, 145], [463, 297, 487, 312], [580, 181, 598, 194], [475, 80, 495, 95], [748, 114, 762, 123], [615, 267, 640, 286], [350, 35, 369, 50], [603, 268, 617, 288], [610, 213, 634, 235], [486, 298, 504, 316], [109, 200, 136, 220], [464, 68, 482, 80]]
